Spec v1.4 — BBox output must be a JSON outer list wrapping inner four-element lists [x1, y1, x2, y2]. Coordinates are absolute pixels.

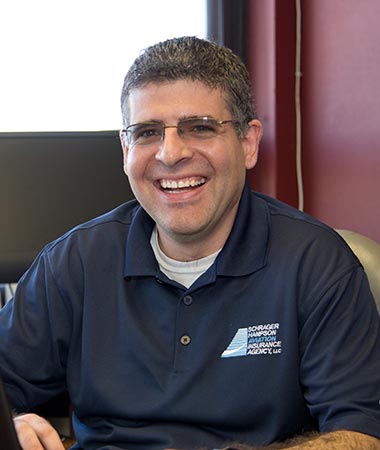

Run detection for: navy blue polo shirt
[[1, 183, 380, 449]]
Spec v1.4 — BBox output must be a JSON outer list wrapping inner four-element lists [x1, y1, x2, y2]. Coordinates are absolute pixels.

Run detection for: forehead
[[125, 80, 230, 123]]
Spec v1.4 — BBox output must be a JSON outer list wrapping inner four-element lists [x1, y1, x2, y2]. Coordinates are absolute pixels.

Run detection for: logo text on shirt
[[221, 323, 282, 358]]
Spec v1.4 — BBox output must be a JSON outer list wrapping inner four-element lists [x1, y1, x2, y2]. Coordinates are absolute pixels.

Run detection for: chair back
[[337, 229, 380, 313]]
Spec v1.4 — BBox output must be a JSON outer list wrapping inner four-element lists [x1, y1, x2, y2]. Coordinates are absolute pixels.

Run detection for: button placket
[[180, 296, 192, 346], [173, 292, 196, 370]]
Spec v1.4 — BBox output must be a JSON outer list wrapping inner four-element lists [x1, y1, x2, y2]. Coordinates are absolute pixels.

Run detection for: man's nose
[[155, 127, 193, 166]]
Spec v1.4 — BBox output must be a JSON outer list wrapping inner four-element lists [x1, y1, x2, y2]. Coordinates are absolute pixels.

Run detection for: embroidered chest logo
[[221, 323, 282, 358]]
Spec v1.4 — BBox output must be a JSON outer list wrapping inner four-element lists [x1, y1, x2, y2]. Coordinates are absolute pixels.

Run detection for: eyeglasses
[[122, 116, 242, 147]]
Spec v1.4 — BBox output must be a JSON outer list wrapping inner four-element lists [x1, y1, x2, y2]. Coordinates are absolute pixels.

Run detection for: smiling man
[[1, 37, 380, 450], [121, 80, 260, 262]]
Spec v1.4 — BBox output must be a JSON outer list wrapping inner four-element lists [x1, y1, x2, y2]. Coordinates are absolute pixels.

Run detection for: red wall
[[248, 0, 298, 207], [248, 0, 380, 242]]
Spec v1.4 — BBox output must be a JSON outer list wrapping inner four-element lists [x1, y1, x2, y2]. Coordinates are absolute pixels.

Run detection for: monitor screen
[[0, 131, 134, 282]]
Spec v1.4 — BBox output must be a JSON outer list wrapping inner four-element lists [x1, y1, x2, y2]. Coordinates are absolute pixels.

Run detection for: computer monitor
[[0, 131, 134, 283]]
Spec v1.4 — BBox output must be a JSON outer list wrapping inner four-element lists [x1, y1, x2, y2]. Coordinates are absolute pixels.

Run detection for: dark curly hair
[[120, 36, 256, 137]]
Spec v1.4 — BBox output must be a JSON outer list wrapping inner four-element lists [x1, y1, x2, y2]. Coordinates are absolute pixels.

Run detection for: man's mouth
[[159, 177, 206, 191]]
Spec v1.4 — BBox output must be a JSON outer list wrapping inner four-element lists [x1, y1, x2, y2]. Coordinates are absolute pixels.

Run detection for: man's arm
[[285, 430, 380, 449], [221, 430, 380, 449]]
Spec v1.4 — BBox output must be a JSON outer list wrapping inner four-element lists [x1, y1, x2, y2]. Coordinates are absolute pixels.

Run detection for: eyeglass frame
[[121, 116, 245, 148]]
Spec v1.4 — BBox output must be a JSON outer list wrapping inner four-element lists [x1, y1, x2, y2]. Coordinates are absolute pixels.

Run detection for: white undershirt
[[150, 227, 221, 289]]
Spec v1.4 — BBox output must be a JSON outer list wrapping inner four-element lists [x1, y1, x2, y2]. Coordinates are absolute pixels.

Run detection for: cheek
[[123, 148, 138, 178], [123, 149, 150, 187], [225, 147, 248, 176]]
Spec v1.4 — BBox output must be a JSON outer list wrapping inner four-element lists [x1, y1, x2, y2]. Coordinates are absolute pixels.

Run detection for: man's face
[[121, 80, 261, 259]]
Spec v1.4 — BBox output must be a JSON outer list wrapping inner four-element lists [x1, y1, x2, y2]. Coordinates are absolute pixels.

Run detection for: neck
[[156, 220, 234, 262]]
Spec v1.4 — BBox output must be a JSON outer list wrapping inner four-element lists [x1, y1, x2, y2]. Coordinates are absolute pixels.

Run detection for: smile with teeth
[[160, 177, 206, 190]]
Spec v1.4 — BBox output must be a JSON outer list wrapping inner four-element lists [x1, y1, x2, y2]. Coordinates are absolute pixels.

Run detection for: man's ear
[[242, 119, 263, 170], [119, 130, 129, 175]]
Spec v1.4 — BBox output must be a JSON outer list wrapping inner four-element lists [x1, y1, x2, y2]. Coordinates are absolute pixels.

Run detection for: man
[[1, 36, 379, 450]]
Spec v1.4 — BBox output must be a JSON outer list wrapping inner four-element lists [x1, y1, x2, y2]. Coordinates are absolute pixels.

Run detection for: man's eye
[[186, 121, 218, 135], [136, 127, 161, 138], [192, 125, 215, 133]]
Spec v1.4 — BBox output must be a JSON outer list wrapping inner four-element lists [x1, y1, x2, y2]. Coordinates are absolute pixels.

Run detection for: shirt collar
[[124, 206, 157, 278], [215, 180, 269, 276]]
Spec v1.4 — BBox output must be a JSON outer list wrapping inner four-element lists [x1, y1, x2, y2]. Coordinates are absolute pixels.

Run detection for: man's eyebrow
[[130, 115, 218, 125], [178, 114, 217, 120], [129, 119, 164, 125]]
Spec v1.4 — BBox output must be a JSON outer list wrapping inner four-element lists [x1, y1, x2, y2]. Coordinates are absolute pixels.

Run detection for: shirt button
[[180, 335, 191, 346], [183, 295, 193, 305]]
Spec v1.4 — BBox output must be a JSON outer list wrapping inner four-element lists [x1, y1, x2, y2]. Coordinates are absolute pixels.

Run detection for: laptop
[[0, 377, 22, 449]]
